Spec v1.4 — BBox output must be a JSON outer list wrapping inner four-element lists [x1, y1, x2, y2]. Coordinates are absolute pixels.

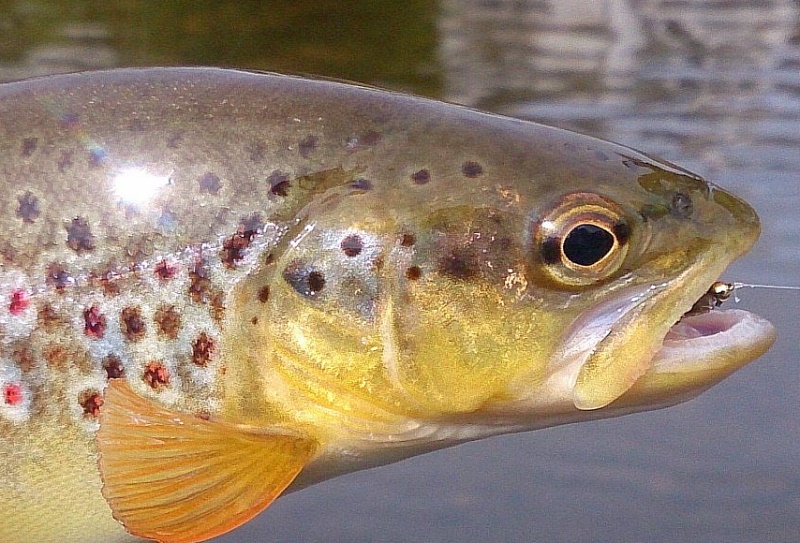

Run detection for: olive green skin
[[0, 69, 765, 543]]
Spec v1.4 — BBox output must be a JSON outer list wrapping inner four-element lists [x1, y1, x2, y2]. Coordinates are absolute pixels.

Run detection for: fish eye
[[532, 192, 631, 288], [562, 223, 615, 266]]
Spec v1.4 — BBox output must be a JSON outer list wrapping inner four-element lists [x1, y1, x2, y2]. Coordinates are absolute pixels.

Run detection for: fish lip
[[652, 308, 776, 372], [555, 277, 775, 390], [551, 268, 775, 386]]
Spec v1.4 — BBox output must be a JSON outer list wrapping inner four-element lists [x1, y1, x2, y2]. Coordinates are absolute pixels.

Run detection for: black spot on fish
[[341, 234, 363, 257], [78, 389, 104, 418], [257, 285, 270, 303], [65, 217, 95, 253], [462, 161, 483, 178], [46, 262, 73, 291], [128, 118, 147, 132], [58, 150, 74, 172], [93, 267, 121, 297], [247, 141, 267, 162], [221, 228, 257, 268], [211, 290, 227, 324], [240, 212, 265, 233], [83, 305, 106, 339], [411, 169, 430, 185], [399, 233, 415, 247], [154, 260, 178, 281], [143, 361, 170, 391], [406, 266, 422, 280], [21, 137, 38, 158], [88, 148, 106, 167], [283, 261, 326, 297], [350, 178, 373, 191], [188, 259, 214, 304], [16, 191, 40, 223], [199, 172, 222, 195], [191, 332, 216, 367], [38, 303, 66, 329], [439, 251, 477, 280], [308, 271, 325, 293], [268, 170, 291, 197], [299, 134, 318, 159], [167, 131, 184, 149]]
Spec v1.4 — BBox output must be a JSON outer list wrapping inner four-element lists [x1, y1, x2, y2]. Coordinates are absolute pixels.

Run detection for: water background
[[1, 1, 797, 542]]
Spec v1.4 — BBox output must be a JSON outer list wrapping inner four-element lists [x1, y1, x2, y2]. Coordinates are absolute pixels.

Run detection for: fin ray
[[97, 380, 317, 543]]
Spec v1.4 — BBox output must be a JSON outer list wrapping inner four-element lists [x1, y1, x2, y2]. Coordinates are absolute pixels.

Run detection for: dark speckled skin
[[0, 68, 764, 543]]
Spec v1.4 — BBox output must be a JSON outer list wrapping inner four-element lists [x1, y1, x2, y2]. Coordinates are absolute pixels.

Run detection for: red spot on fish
[[3, 383, 23, 406], [83, 305, 107, 339], [191, 332, 216, 367], [221, 228, 256, 268], [102, 354, 125, 379], [143, 361, 170, 390], [9, 289, 30, 315], [78, 389, 104, 418], [154, 259, 178, 281], [120, 306, 146, 342]]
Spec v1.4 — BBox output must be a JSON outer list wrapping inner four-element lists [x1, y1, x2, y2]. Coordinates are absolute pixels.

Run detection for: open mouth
[[665, 281, 737, 341], [555, 273, 776, 411], [654, 281, 775, 372]]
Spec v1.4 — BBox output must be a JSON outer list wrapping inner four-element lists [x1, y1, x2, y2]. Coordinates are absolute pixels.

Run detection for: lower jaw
[[654, 308, 776, 373]]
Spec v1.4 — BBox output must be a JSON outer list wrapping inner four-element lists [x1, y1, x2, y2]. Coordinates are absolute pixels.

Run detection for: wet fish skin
[[0, 68, 774, 543]]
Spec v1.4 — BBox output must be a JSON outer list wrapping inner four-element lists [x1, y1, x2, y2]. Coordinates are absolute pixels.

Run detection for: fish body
[[0, 68, 775, 543]]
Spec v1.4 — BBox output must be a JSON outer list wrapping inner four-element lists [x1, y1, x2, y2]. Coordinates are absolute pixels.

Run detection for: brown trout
[[0, 68, 775, 543]]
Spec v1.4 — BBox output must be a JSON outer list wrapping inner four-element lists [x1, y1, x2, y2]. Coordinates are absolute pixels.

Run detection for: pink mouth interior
[[664, 310, 741, 342]]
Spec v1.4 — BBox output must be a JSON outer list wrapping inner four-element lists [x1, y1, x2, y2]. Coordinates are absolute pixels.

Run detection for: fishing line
[[717, 282, 800, 304], [732, 283, 800, 291]]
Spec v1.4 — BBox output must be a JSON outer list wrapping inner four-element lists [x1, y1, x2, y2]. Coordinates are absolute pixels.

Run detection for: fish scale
[[0, 68, 776, 543]]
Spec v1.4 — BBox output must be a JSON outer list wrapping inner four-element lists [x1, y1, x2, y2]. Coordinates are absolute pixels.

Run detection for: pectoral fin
[[97, 380, 318, 543]]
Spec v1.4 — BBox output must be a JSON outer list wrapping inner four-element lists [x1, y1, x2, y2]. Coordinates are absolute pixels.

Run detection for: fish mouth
[[562, 276, 776, 411], [652, 292, 775, 373]]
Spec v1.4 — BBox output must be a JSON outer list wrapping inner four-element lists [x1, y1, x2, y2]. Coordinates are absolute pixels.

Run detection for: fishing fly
[[688, 281, 800, 316]]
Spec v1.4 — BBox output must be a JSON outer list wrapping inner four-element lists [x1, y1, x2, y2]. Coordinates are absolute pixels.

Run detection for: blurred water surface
[[0, 1, 797, 542]]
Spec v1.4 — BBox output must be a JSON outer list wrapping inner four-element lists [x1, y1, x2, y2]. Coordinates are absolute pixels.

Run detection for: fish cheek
[[387, 210, 562, 414], [389, 268, 564, 414]]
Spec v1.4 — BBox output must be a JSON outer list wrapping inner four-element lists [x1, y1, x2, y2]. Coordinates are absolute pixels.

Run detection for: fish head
[[256, 143, 775, 438]]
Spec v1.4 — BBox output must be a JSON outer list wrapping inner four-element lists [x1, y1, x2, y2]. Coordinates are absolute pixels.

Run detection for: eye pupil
[[563, 224, 615, 266]]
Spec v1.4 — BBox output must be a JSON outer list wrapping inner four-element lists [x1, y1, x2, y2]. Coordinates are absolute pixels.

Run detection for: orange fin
[[97, 380, 318, 543]]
